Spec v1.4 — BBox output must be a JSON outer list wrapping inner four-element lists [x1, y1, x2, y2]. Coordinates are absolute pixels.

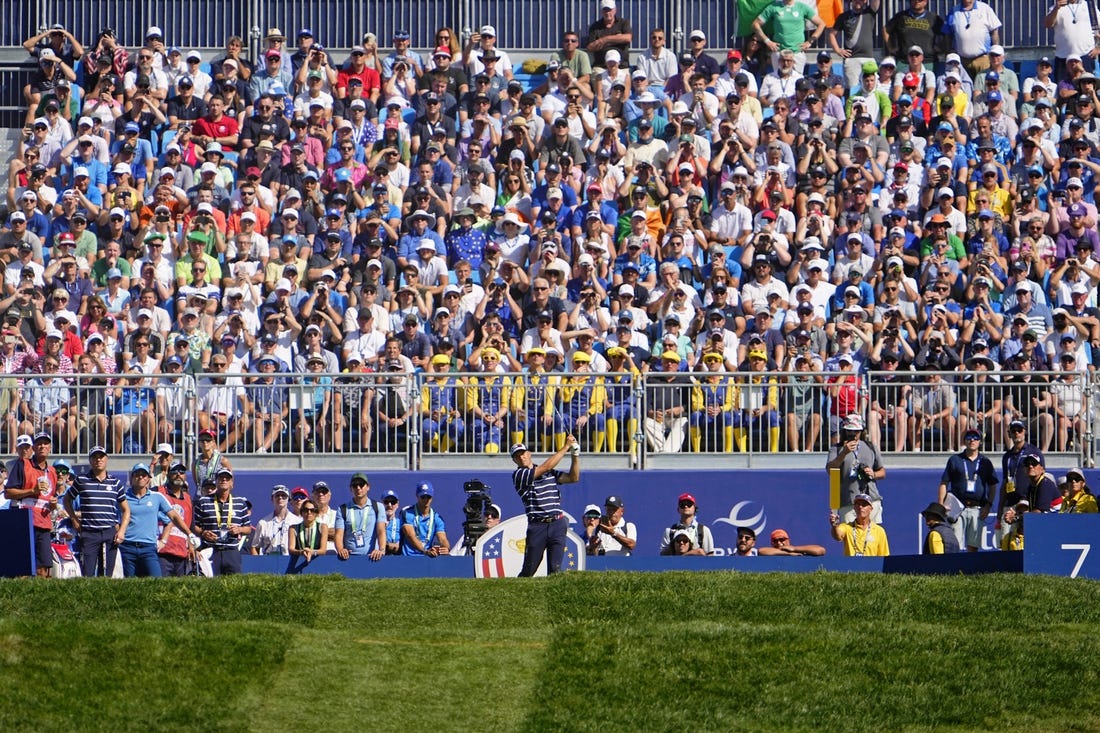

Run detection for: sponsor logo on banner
[[712, 501, 768, 556], [474, 514, 586, 577]]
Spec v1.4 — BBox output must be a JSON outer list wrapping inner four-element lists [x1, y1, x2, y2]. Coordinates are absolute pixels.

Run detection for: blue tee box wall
[[229, 467, 1052, 557]]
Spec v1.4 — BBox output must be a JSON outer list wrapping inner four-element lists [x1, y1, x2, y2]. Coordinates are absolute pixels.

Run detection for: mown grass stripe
[[0, 573, 1096, 733]]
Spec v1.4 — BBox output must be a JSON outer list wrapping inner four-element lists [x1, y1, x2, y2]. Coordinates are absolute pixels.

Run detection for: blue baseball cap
[[298, 28, 313, 37], [416, 481, 434, 497], [131, 462, 151, 475]]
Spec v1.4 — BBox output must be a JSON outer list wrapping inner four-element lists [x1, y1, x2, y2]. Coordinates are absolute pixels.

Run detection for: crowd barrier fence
[[4, 368, 1091, 471]]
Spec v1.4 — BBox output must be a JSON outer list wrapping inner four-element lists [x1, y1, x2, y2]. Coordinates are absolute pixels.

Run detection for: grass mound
[[0, 572, 1096, 733]]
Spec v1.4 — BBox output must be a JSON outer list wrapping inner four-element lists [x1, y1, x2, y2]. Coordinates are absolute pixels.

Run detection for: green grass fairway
[[0, 572, 1097, 733]]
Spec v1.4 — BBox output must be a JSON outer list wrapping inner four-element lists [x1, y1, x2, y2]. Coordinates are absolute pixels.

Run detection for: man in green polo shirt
[[753, 0, 826, 74]]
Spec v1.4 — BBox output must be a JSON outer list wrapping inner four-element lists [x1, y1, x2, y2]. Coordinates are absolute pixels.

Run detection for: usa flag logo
[[474, 514, 586, 577]]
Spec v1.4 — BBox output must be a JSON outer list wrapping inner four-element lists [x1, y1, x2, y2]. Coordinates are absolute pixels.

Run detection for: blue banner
[[1024, 514, 1100, 579], [0, 509, 34, 577], [229, 466, 1035, 557]]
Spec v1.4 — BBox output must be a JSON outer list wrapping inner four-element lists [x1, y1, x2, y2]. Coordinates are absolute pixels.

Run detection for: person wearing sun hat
[[603, 344, 641, 459], [1060, 467, 1098, 514], [557, 350, 608, 452], [420, 355, 466, 453], [512, 346, 561, 452], [734, 348, 780, 452], [919, 502, 960, 554], [468, 347, 512, 454], [690, 351, 735, 452]]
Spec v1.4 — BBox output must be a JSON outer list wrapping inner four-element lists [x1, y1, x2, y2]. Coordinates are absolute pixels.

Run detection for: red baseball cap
[[770, 528, 790, 542], [678, 492, 697, 504], [902, 72, 919, 88], [726, 49, 742, 61]]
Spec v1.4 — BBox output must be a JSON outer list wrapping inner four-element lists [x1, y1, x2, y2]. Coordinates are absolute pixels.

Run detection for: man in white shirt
[[588, 495, 637, 556]]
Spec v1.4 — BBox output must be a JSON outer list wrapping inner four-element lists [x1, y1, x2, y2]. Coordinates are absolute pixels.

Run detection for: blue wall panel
[[229, 466, 1068, 557]]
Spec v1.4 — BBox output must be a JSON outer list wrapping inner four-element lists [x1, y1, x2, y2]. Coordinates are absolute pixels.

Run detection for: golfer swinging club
[[510, 433, 580, 576]]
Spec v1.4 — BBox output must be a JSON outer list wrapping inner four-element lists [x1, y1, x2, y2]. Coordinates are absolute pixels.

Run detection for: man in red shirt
[[192, 95, 241, 151], [157, 460, 196, 576], [336, 45, 381, 104], [4, 432, 60, 577]]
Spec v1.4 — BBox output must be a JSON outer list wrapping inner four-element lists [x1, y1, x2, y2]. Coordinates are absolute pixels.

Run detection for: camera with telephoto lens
[[460, 479, 494, 553]]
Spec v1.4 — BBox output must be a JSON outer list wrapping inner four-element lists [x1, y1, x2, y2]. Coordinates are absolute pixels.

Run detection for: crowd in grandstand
[[2, 0, 1100, 458]]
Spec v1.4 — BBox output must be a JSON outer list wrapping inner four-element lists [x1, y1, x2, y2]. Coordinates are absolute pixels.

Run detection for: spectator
[[937, 427, 999, 551], [759, 527, 827, 556], [590, 494, 636, 555], [400, 481, 450, 556], [829, 492, 890, 556], [658, 492, 714, 555]]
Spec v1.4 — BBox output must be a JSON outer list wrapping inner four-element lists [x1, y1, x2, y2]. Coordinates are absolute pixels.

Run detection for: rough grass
[[0, 572, 1097, 733]]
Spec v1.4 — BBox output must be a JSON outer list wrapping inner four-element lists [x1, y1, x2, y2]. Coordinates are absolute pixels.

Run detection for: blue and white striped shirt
[[67, 472, 126, 531], [193, 494, 252, 550], [513, 467, 564, 520]]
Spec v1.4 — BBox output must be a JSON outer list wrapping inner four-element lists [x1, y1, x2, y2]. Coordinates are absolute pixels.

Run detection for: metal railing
[[16, 0, 1049, 57], [1, 368, 1091, 470], [866, 369, 1095, 460], [0, 371, 196, 461], [0, 61, 38, 129]]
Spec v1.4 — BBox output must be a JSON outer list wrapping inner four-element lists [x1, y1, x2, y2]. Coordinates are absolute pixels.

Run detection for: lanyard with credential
[[298, 523, 316, 549], [213, 496, 234, 529], [853, 523, 873, 555], [348, 503, 373, 535]]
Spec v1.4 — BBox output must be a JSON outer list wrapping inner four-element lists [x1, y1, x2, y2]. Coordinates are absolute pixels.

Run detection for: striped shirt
[[66, 472, 126, 531], [193, 494, 252, 550], [512, 467, 564, 520]]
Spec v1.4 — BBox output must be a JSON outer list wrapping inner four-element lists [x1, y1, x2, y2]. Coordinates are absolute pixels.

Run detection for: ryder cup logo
[[712, 501, 768, 556], [474, 514, 586, 577]]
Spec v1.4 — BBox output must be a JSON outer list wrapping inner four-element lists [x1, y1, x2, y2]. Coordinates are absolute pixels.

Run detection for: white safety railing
[[2, 368, 1089, 469]]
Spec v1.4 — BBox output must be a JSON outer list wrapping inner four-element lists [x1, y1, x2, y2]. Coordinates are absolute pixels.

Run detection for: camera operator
[[449, 485, 502, 555], [825, 413, 886, 523]]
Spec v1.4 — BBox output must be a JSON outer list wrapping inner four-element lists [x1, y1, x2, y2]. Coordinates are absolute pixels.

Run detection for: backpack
[[669, 521, 704, 549], [340, 500, 384, 542]]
